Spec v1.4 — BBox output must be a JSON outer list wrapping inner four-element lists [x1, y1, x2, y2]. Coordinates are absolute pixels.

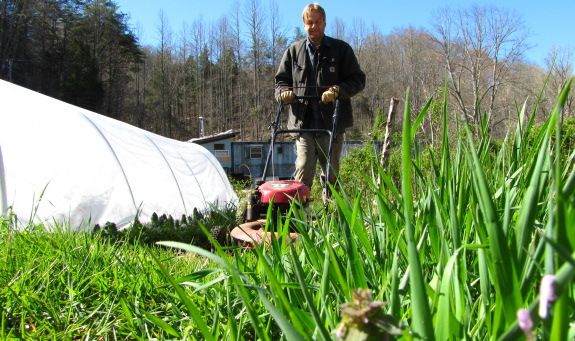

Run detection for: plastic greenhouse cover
[[0, 80, 238, 230]]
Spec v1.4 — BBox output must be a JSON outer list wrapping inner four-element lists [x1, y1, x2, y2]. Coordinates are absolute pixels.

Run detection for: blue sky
[[115, 0, 574, 67]]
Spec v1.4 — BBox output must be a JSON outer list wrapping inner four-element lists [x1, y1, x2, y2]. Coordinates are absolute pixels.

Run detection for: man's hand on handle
[[279, 90, 296, 104], [321, 86, 339, 104]]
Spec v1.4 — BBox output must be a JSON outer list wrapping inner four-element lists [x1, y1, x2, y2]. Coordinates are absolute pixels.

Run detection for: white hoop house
[[0, 80, 237, 230]]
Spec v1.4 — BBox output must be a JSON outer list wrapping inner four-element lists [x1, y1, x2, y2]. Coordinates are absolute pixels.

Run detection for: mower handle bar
[[260, 99, 341, 198]]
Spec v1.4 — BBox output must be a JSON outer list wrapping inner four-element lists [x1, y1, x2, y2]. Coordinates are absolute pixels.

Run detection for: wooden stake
[[377, 97, 399, 187]]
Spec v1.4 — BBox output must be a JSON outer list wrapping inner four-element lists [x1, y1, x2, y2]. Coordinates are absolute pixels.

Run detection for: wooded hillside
[[2, 0, 573, 142]]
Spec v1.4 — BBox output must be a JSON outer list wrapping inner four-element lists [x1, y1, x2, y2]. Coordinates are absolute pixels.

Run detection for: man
[[275, 3, 365, 196]]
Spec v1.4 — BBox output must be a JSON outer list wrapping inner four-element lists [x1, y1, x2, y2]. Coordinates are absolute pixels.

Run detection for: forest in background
[[1, 0, 574, 142]]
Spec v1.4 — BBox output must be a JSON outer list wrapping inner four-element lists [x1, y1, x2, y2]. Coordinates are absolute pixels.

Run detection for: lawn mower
[[211, 91, 341, 247]]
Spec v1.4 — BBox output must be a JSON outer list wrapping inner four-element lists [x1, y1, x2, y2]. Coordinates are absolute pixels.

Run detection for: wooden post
[[377, 97, 399, 187]]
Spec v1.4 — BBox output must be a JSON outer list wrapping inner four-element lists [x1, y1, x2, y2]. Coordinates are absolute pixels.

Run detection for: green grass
[[0, 224, 217, 339], [1, 79, 575, 340]]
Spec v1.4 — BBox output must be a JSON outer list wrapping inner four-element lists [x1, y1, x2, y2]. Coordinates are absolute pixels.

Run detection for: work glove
[[279, 90, 296, 104], [321, 86, 339, 104]]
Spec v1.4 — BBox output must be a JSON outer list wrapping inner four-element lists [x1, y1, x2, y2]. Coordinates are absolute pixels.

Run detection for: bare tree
[[268, 0, 288, 67], [331, 17, 347, 41], [243, 0, 267, 139], [150, 9, 174, 135], [229, 0, 244, 70], [349, 18, 368, 60], [172, 21, 195, 139], [229, 0, 247, 138], [191, 16, 208, 125], [546, 45, 574, 118], [213, 16, 238, 133], [485, 7, 530, 117], [432, 5, 530, 127], [360, 30, 387, 110]]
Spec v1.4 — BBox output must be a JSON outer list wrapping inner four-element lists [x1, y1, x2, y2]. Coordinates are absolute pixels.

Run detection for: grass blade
[[147, 250, 215, 341], [142, 309, 181, 338], [289, 246, 332, 341], [401, 88, 434, 340], [464, 122, 522, 330], [157, 241, 269, 341]]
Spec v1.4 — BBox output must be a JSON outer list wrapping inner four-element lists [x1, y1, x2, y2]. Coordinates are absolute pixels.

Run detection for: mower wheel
[[209, 225, 228, 247]]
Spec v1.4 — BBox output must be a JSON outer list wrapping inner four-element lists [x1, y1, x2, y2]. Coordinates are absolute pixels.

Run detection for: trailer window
[[250, 146, 263, 159], [214, 143, 229, 157]]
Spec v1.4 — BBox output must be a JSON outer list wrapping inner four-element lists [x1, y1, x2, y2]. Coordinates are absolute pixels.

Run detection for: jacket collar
[[305, 35, 334, 49]]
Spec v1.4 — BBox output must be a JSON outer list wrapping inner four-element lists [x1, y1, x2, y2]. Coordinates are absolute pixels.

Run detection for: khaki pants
[[293, 132, 343, 189]]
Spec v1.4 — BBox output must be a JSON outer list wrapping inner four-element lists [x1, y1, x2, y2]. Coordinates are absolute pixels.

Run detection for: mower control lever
[[294, 95, 322, 100]]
